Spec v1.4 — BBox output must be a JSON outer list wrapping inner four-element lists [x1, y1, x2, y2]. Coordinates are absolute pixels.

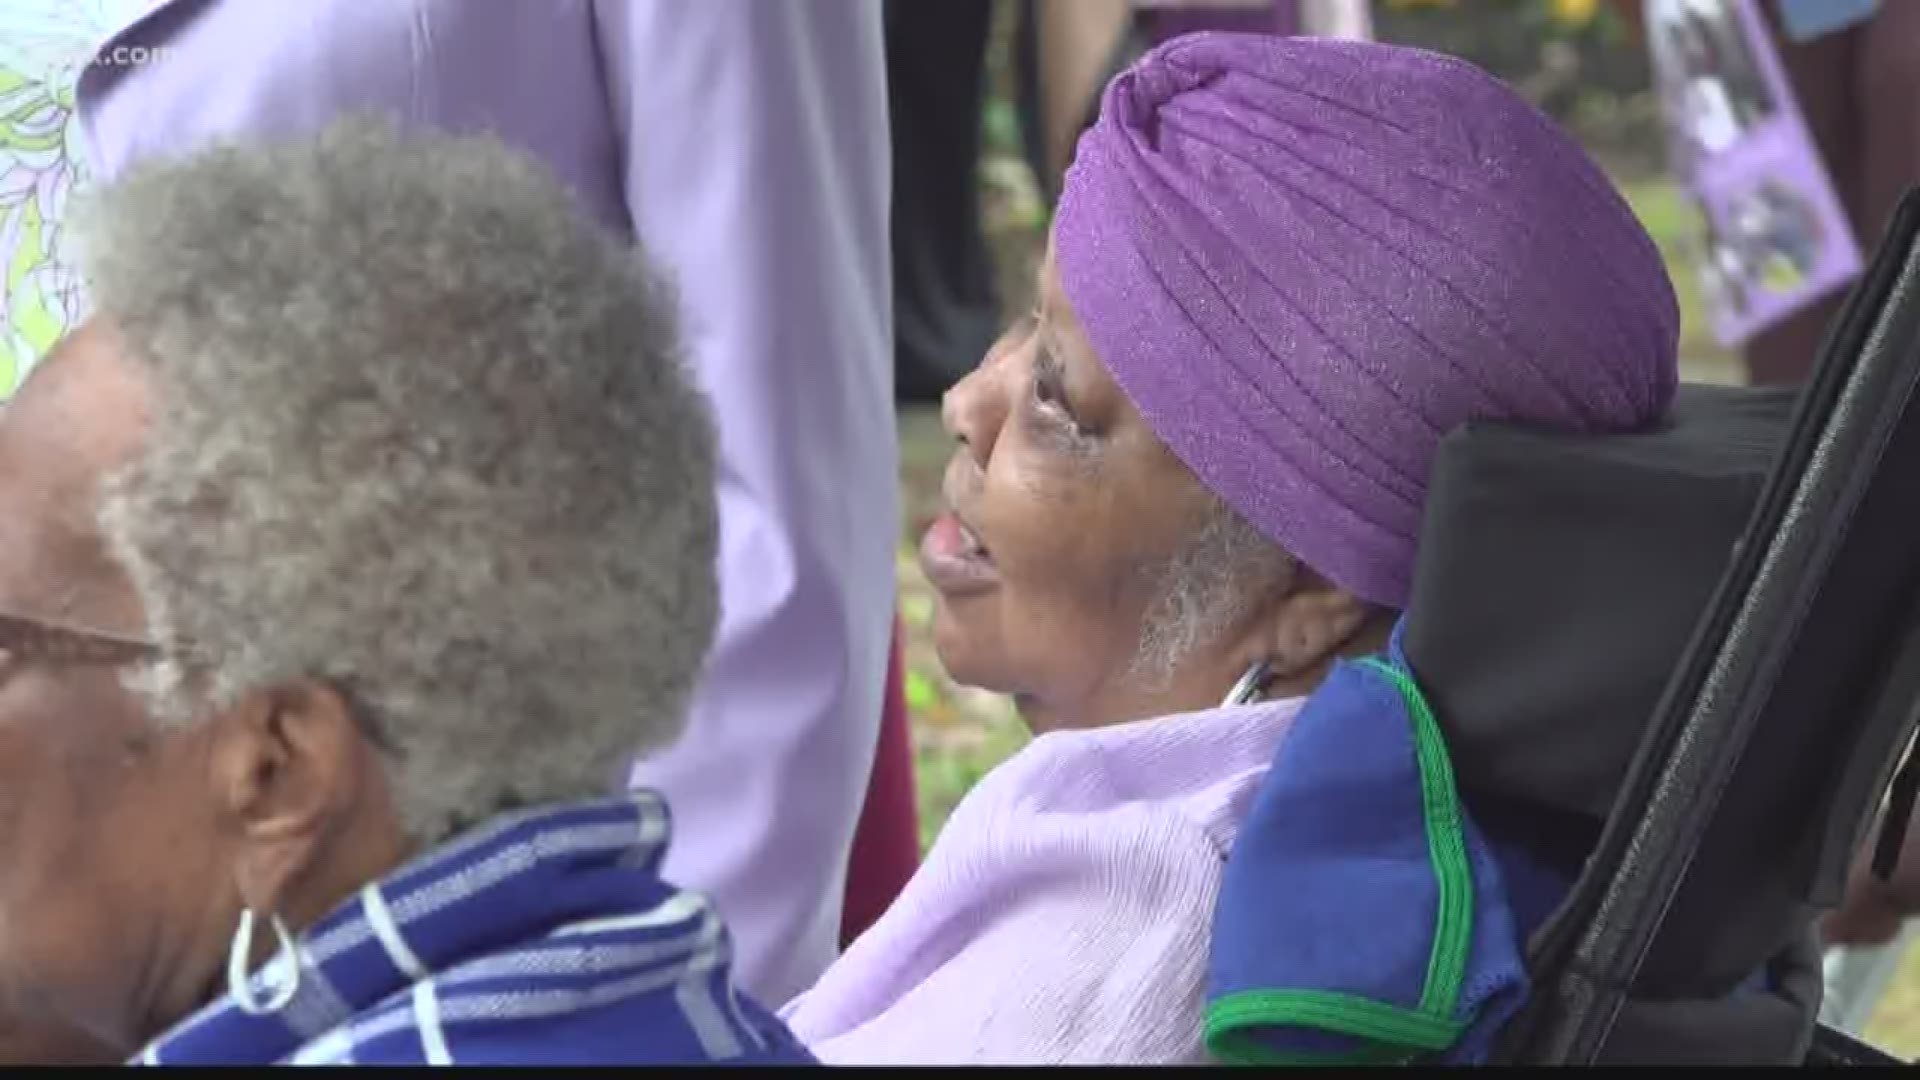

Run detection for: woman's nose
[[942, 344, 1016, 467]]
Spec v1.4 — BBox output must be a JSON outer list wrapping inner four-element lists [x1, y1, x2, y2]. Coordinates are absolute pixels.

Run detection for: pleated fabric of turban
[[1054, 33, 1679, 609]]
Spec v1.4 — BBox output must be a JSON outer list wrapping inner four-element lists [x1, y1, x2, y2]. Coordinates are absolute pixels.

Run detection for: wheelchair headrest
[[1401, 383, 1796, 825]]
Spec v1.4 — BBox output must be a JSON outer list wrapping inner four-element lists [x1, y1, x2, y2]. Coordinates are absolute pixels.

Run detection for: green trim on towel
[[1206, 989, 1466, 1064], [1361, 657, 1474, 1024], [1204, 657, 1477, 1066]]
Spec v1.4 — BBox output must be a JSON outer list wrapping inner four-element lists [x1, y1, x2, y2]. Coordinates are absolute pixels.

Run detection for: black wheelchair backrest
[[1401, 187, 1920, 1065]]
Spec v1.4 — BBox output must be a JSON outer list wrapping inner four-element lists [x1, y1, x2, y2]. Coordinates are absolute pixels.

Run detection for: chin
[[929, 608, 1011, 695]]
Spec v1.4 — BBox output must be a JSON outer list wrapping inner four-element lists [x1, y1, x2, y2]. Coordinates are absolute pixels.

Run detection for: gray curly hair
[[75, 118, 718, 844]]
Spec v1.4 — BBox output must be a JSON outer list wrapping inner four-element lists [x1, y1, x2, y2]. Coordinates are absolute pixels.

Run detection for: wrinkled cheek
[[0, 829, 87, 1031], [0, 827, 151, 1055], [0, 1011, 119, 1066], [998, 551, 1144, 678], [0, 761, 61, 918], [0, 749, 126, 1024], [1003, 442, 1099, 507]]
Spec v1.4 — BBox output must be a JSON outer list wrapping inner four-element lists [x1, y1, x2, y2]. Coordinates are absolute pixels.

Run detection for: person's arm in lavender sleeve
[[592, 0, 898, 1007]]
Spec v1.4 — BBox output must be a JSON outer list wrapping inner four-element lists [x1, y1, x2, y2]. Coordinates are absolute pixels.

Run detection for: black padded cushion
[[1400, 383, 1796, 824]]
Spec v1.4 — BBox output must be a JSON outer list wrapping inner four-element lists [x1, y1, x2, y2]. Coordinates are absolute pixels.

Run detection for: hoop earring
[[1222, 659, 1273, 708], [227, 908, 301, 1016]]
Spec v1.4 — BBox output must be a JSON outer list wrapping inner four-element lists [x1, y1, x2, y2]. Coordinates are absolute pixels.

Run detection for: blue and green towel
[[1205, 624, 1565, 1065]]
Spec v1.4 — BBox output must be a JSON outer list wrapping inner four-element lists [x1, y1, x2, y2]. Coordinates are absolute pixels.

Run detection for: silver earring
[[227, 908, 301, 1016], [1222, 659, 1273, 707]]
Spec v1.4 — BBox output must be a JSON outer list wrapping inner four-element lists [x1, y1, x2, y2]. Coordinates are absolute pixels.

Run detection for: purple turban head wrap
[[1054, 33, 1679, 609]]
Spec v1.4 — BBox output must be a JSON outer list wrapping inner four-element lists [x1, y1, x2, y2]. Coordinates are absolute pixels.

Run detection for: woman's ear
[[203, 681, 367, 919], [1262, 570, 1378, 683]]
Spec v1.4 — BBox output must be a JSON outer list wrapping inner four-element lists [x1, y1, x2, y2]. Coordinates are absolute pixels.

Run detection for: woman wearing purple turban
[[781, 31, 1680, 1065]]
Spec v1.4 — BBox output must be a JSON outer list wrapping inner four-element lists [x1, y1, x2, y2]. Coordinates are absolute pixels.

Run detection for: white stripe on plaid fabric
[[285, 1023, 356, 1065], [363, 883, 430, 982], [412, 981, 451, 1065], [550, 889, 707, 938], [673, 915, 742, 1060], [300, 817, 650, 966], [129, 794, 789, 1067]]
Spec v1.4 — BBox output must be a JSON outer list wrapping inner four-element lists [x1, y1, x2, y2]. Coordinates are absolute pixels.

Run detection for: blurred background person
[[886, 0, 1005, 406], [1614, 0, 1920, 386]]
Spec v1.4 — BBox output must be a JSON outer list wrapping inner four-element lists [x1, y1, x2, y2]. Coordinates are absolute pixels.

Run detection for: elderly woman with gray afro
[[0, 118, 810, 1066]]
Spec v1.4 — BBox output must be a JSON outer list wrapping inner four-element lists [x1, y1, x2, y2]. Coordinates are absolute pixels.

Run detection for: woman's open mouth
[[919, 510, 999, 596]]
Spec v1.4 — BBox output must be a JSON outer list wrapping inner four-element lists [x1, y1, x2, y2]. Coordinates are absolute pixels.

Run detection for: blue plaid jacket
[[134, 793, 814, 1066]]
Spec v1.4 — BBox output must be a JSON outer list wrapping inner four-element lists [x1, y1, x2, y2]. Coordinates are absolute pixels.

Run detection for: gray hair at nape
[[1129, 497, 1295, 693], [74, 117, 718, 845]]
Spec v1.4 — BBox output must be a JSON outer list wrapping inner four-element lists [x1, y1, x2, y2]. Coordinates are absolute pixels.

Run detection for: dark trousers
[[1745, 2, 1920, 385], [886, 0, 1002, 404]]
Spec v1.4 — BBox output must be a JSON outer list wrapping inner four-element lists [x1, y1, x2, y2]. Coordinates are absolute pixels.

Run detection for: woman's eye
[[1031, 368, 1063, 408], [1030, 341, 1070, 409], [1026, 347, 1098, 455]]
